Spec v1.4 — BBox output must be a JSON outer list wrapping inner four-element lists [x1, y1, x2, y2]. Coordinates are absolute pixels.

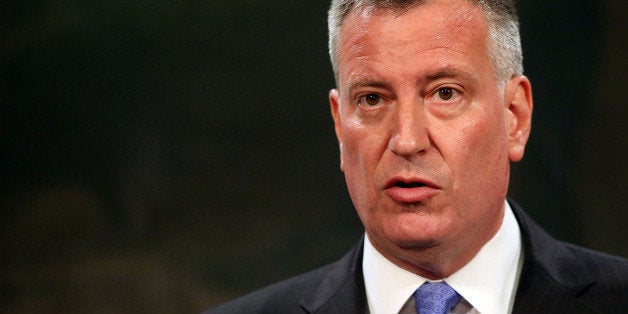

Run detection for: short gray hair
[[328, 0, 523, 87]]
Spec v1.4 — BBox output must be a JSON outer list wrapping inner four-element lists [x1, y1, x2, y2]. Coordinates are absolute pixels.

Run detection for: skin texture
[[329, 0, 533, 279]]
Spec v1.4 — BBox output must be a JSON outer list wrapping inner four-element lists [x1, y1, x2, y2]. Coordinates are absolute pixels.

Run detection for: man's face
[[329, 0, 531, 276]]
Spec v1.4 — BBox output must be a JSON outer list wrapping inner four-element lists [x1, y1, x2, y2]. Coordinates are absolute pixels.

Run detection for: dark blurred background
[[1, 0, 626, 312]]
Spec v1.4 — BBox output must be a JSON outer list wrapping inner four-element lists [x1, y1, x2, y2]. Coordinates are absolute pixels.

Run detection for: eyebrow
[[346, 79, 392, 92], [344, 68, 478, 93], [425, 68, 476, 83]]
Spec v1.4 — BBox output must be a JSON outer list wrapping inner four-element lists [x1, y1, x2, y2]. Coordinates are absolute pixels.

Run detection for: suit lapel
[[513, 262, 594, 313], [298, 237, 367, 314], [510, 200, 596, 313]]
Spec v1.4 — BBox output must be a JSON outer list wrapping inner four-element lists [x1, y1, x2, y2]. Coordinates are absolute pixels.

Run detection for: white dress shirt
[[363, 201, 523, 314]]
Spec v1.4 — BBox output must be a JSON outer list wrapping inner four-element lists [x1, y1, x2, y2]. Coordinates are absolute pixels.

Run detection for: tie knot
[[413, 282, 461, 314]]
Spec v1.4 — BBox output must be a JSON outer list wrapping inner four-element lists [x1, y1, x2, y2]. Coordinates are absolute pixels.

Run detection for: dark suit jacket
[[205, 201, 628, 313]]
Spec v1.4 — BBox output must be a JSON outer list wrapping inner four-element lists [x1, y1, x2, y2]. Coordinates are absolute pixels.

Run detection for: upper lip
[[384, 176, 440, 189]]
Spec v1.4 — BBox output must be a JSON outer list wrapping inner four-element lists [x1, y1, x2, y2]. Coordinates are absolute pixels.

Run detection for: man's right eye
[[359, 94, 382, 107]]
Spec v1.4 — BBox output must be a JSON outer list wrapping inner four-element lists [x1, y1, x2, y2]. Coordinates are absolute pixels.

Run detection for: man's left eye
[[434, 87, 460, 101]]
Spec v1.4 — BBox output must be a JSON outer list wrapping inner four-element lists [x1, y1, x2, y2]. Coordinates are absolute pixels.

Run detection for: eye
[[434, 87, 460, 101], [358, 93, 383, 107]]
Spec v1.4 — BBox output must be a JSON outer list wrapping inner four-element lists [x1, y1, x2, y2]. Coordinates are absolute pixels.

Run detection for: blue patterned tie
[[413, 281, 461, 314]]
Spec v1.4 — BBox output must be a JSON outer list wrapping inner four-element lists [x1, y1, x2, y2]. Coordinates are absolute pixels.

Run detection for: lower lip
[[385, 186, 439, 203]]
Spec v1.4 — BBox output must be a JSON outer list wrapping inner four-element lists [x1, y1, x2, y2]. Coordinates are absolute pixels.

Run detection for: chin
[[383, 214, 450, 249]]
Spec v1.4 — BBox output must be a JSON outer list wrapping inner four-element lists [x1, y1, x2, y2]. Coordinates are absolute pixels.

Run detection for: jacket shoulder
[[563, 242, 628, 295], [203, 237, 366, 314], [510, 199, 628, 312], [203, 263, 335, 314]]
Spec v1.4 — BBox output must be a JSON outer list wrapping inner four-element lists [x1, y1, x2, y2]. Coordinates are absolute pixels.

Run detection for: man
[[206, 0, 628, 313]]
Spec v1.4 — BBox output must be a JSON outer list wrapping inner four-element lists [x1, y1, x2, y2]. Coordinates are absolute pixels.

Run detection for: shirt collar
[[362, 201, 522, 314]]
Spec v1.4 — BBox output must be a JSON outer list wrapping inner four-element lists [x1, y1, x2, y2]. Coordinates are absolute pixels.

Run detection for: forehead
[[341, 0, 488, 42], [336, 0, 491, 84]]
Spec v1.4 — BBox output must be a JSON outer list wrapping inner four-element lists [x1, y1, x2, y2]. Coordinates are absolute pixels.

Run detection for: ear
[[329, 88, 344, 171], [504, 75, 533, 162]]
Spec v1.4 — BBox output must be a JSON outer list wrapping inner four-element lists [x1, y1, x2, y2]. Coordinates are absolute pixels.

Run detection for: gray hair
[[328, 0, 523, 87]]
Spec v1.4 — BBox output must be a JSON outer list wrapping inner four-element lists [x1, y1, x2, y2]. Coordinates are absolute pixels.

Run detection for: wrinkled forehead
[[337, 1, 489, 58], [335, 0, 493, 86], [339, 0, 486, 24], [342, 0, 486, 30]]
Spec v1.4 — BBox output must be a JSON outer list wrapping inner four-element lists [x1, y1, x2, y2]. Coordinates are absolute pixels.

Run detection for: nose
[[388, 101, 430, 158]]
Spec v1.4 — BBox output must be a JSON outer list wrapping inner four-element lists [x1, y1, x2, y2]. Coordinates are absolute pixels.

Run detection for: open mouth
[[386, 176, 438, 189], [395, 181, 428, 188], [385, 177, 439, 203]]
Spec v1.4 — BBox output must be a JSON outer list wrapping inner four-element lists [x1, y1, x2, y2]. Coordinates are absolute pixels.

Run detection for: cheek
[[339, 119, 391, 203], [445, 108, 509, 186], [339, 124, 368, 191], [341, 119, 389, 171], [468, 116, 505, 154]]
